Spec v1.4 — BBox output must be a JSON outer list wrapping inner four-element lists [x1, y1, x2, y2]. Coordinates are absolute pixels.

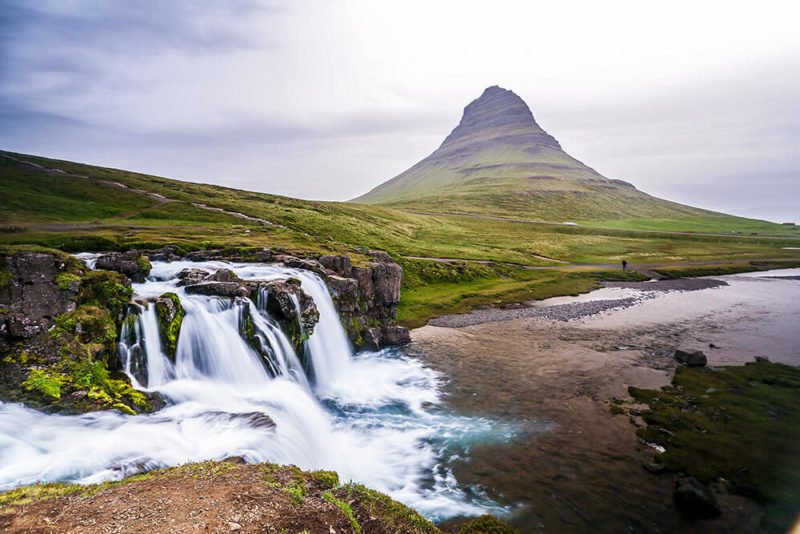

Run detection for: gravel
[[427, 278, 729, 328]]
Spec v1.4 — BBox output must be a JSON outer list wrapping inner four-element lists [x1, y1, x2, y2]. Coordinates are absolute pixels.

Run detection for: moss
[[22, 369, 68, 400], [52, 306, 117, 346], [285, 480, 306, 507], [453, 515, 518, 533], [78, 270, 133, 317], [608, 404, 625, 415], [629, 361, 800, 532], [323, 491, 361, 532], [310, 470, 339, 490], [339, 483, 439, 533], [0, 268, 13, 289], [54, 272, 81, 291], [155, 292, 184, 360], [136, 255, 152, 274]]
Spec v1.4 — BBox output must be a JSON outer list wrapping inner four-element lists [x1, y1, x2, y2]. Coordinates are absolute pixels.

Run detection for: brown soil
[[0, 461, 437, 534]]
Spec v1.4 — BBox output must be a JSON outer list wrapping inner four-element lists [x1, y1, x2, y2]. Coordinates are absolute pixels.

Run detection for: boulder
[[326, 275, 358, 312], [674, 349, 707, 367], [95, 250, 151, 282], [177, 268, 208, 286], [381, 325, 411, 345], [207, 268, 239, 282], [147, 245, 180, 262], [673, 477, 721, 519], [276, 256, 327, 276], [154, 293, 185, 360]]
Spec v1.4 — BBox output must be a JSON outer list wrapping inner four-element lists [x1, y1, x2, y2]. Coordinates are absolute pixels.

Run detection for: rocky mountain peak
[[440, 85, 558, 150]]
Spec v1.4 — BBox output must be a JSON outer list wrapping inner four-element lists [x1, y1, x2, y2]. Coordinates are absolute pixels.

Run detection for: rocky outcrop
[[317, 252, 410, 349], [0, 250, 150, 415], [95, 250, 151, 282], [0, 252, 79, 339], [674, 348, 707, 367]]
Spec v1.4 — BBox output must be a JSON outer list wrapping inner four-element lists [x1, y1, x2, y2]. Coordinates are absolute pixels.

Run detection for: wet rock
[[208, 268, 239, 283], [381, 325, 411, 345], [147, 245, 180, 262], [254, 279, 319, 337], [276, 256, 327, 276], [326, 276, 358, 312], [674, 349, 707, 367], [252, 248, 273, 262], [185, 281, 250, 298], [95, 250, 151, 282], [154, 293, 185, 360], [673, 476, 721, 518], [177, 268, 208, 286]]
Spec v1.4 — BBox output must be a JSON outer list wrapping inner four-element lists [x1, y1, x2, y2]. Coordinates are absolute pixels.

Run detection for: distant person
[[622, 259, 628, 271]]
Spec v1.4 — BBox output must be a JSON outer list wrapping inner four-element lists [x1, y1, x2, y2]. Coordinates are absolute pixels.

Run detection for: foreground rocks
[[95, 250, 151, 283], [674, 477, 722, 519], [0, 461, 517, 533], [674, 348, 708, 367]]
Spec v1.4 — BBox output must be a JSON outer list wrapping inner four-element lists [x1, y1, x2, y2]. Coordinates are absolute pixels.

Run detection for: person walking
[[622, 259, 628, 271]]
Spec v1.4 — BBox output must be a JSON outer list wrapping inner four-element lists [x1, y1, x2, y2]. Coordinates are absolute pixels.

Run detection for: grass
[[629, 361, 800, 532], [1, 150, 798, 324]]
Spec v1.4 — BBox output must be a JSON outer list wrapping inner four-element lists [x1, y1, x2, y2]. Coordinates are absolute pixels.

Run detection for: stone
[[184, 281, 250, 298], [318, 255, 352, 277], [208, 268, 239, 282], [154, 293, 185, 361], [673, 477, 721, 519], [95, 250, 151, 282], [147, 245, 179, 262], [177, 268, 208, 286], [326, 276, 358, 312], [381, 326, 411, 345], [754, 355, 770, 363], [674, 349, 707, 367]]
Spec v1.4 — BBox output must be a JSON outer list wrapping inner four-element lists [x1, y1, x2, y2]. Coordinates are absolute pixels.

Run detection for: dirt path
[[405, 210, 800, 241]]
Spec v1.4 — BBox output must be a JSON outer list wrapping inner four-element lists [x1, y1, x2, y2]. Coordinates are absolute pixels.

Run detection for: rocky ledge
[[0, 461, 517, 534]]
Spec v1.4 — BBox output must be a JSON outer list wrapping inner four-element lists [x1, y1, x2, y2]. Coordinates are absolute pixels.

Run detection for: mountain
[[352, 86, 713, 221]]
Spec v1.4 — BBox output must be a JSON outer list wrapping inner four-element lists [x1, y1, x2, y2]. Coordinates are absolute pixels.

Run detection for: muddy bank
[[427, 279, 727, 328], [414, 270, 800, 533]]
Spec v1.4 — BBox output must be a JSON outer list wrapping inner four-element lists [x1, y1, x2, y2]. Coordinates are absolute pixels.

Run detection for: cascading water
[[0, 260, 514, 520]]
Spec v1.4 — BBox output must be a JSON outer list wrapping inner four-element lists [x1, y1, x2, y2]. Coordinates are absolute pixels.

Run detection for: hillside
[[353, 86, 716, 221]]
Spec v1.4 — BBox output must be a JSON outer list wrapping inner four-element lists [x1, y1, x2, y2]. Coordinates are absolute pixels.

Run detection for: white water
[[0, 260, 513, 520]]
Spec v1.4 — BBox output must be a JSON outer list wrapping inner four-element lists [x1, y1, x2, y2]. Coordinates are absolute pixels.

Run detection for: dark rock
[[381, 325, 411, 345], [252, 248, 273, 262], [754, 355, 770, 362], [147, 245, 180, 262], [0, 252, 79, 339], [154, 293, 185, 361], [185, 281, 250, 298], [185, 249, 215, 261], [254, 279, 319, 337], [361, 327, 382, 351], [277, 256, 327, 276], [208, 268, 239, 282], [95, 250, 151, 282], [674, 349, 707, 367], [367, 251, 393, 263], [326, 276, 358, 312], [674, 477, 721, 519], [318, 255, 352, 277], [176, 268, 208, 286]]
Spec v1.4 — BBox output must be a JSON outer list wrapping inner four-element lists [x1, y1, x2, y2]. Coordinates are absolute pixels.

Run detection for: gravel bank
[[427, 278, 728, 328]]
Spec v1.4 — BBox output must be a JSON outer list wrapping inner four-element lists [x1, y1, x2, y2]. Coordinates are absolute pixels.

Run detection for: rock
[[277, 256, 327, 276], [208, 268, 239, 282], [370, 262, 402, 307], [754, 355, 770, 362], [185, 281, 250, 298], [326, 276, 358, 312], [177, 268, 208, 286], [154, 293, 185, 360], [673, 477, 721, 519], [147, 245, 179, 262], [361, 327, 382, 351], [318, 255, 352, 277], [0, 252, 80, 339], [252, 248, 273, 262], [255, 279, 319, 336], [368, 251, 393, 263], [382, 326, 411, 345], [674, 348, 707, 367], [185, 249, 215, 262], [95, 250, 151, 282]]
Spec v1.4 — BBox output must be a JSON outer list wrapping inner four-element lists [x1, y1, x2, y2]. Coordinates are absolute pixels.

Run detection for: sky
[[1, 0, 799, 223]]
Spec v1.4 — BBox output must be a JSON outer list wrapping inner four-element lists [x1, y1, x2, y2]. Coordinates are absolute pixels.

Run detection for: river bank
[[413, 269, 800, 533]]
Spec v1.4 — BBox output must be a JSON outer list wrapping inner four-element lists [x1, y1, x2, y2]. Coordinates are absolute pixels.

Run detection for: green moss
[[22, 369, 67, 399], [78, 270, 133, 317], [453, 515, 518, 533], [323, 491, 361, 532], [339, 483, 439, 533], [0, 268, 12, 289], [136, 255, 152, 273], [310, 470, 339, 489], [155, 292, 184, 360], [629, 361, 800, 532], [285, 480, 306, 507], [54, 272, 81, 291]]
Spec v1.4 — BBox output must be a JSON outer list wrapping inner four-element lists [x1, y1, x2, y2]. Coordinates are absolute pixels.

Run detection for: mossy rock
[[155, 293, 184, 361]]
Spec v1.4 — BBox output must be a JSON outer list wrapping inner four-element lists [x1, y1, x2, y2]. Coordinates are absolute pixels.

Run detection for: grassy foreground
[[628, 362, 800, 533], [2, 150, 799, 324]]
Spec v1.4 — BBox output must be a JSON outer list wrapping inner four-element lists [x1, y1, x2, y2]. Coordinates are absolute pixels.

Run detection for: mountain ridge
[[352, 86, 712, 222]]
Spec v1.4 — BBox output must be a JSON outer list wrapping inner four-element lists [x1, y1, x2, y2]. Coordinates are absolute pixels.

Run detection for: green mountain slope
[[353, 86, 715, 221]]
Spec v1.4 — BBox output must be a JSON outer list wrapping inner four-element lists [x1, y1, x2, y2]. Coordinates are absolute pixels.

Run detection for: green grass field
[[2, 150, 799, 325]]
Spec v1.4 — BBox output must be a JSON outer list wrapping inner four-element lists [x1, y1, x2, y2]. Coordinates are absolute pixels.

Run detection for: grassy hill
[[2, 150, 798, 326]]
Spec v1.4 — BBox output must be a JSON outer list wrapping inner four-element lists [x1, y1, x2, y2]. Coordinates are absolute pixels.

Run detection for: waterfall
[[0, 260, 512, 521]]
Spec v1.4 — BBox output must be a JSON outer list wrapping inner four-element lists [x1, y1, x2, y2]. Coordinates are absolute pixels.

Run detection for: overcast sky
[[1, 1, 799, 222]]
